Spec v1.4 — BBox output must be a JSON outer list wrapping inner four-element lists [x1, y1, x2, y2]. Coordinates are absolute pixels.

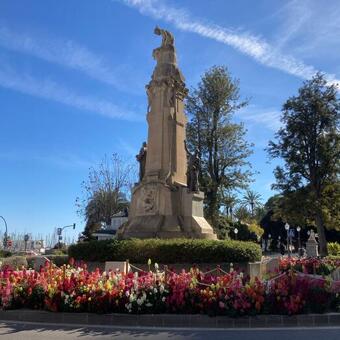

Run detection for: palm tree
[[241, 190, 263, 217], [221, 192, 239, 219]]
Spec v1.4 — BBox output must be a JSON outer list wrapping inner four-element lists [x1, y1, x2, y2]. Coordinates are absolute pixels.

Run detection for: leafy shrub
[[0, 250, 12, 258], [68, 238, 261, 263], [0, 256, 28, 269], [45, 255, 69, 266], [328, 242, 340, 256], [214, 216, 263, 242]]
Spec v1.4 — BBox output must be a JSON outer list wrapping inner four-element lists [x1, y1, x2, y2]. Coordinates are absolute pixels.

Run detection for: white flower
[[162, 297, 166, 302], [146, 302, 152, 307], [159, 285, 164, 293], [137, 298, 143, 306], [125, 291, 130, 297], [153, 288, 158, 293], [154, 263, 159, 271]]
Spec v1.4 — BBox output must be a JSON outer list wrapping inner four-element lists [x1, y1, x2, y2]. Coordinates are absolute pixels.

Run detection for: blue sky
[[0, 0, 339, 241]]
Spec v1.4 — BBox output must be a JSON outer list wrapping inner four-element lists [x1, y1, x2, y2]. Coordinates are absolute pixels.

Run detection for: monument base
[[117, 180, 217, 240]]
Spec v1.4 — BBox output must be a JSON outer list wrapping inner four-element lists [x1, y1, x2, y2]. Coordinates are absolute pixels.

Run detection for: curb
[[1, 310, 340, 328]]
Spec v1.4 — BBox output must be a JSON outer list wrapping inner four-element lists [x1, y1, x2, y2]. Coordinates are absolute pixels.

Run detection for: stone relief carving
[[142, 186, 157, 213]]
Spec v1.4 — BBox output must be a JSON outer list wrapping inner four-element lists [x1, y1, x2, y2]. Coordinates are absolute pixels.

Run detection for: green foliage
[[267, 73, 340, 256], [241, 190, 263, 217], [0, 250, 12, 258], [215, 216, 263, 242], [186, 66, 253, 224], [328, 242, 340, 256], [68, 239, 261, 264], [0, 256, 28, 269], [45, 255, 69, 267], [77, 153, 134, 238]]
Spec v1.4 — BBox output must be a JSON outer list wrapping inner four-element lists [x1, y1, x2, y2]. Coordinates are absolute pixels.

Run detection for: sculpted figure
[[154, 26, 174, 47], [136, 142, 147, 181], [185, 142, 200, 192]]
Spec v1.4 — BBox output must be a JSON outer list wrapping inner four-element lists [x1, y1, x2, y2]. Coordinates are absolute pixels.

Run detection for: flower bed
[[279, 257, 340, 276], [0, 258, 339, 316]]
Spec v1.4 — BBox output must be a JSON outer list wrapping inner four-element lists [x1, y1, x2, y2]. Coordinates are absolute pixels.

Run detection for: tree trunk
[[315, 211, 328, 257], [206, 189, 219, 226]]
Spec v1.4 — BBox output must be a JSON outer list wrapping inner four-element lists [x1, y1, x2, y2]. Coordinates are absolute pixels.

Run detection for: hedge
[[68, 238, 261, 264], [328, 242, 340, 256]]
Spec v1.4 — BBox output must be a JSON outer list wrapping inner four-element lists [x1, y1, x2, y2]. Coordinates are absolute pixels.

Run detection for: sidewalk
[[1, 310, 340, 328]]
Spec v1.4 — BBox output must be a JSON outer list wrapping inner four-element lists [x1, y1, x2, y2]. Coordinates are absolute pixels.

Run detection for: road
[[0, 321, 340, 340]]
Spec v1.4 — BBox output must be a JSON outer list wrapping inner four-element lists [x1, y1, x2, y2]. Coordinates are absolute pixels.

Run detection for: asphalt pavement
[[0, 321, 340, 340]]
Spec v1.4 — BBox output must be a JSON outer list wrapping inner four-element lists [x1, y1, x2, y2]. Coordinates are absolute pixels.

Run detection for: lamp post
[[268, 234, 272, 252], [0, 216, 8, 249], [285, 223, 291, 258], [57, 223, 76, 249], [297, 226, 302, 257], [234, 228, 238, 240], [24, 234, 30, 252]]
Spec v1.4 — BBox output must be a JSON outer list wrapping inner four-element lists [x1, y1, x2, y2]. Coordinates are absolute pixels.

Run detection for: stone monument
[[118, 27, 216, 240], [306, 230, 319, 257]]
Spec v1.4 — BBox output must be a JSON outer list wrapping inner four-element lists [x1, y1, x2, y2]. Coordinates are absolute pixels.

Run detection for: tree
[[186, 66, 253, 225], [267, 73, 340, 256], [220, 192, 239, 218], [241, 190, 263, 216], [233, 206, 252, 223], [77, 154, 135, 238]]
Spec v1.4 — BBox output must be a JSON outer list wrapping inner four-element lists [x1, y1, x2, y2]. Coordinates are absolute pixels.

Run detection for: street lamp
[[57, 223, 76, 248], [234, 228, 238, 240], [24, 234, 30, 252], [285, 223, 291, 258], [0, 216, 8, 249], [296, 226, 302, 257], [267, 234, 272, 252]]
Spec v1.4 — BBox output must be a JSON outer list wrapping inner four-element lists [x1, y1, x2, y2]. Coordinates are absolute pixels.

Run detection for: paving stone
[[189, 314, 216, 328], [249, 315, 267, 328], [266, 315, 283, 327], [297, 315, 315, 326], [313, 314, 329, 326], [88, 313, 112, 325], [328, 313, 340, 326], [111, 313, 138, 326], [161, 314, 190, 327], [63, 312, 89, 324], [215, 316, 235, 328], [138, 314, 163, 327], [282, 315, 298, 326], [234, 317, 251, 328]]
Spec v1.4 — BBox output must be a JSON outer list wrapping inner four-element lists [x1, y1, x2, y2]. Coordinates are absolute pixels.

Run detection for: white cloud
[[0, 65, 141, 121], [240, 107, 282, 131], [122, 0, 340, 88], [0, 26, 123, 90], [276, 0, 340, 55]]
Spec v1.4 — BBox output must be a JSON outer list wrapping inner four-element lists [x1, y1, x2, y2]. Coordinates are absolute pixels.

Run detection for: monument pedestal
[[118, 180, 216, 239]]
